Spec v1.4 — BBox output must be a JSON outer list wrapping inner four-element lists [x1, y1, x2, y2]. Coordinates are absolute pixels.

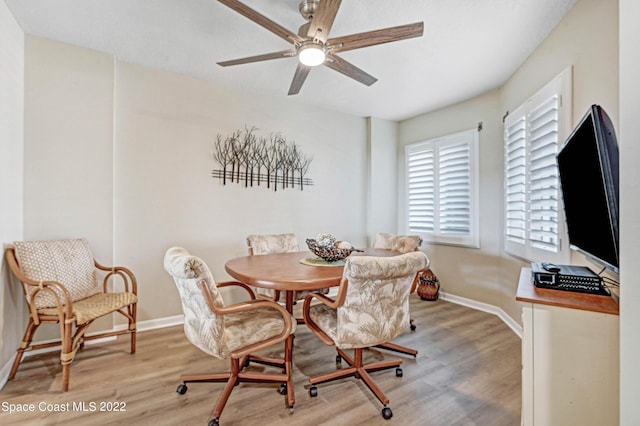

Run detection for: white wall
[[619, 0, 640, 422], [366, 117, 398, 243], [23, 37, 114, 254], [0, 0, 24, 376]]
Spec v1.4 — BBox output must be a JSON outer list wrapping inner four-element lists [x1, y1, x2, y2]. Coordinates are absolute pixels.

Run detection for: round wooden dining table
[[224, 248, 399, 409]]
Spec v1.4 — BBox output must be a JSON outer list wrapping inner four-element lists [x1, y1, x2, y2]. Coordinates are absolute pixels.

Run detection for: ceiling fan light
[[298, 42, 325, 66]]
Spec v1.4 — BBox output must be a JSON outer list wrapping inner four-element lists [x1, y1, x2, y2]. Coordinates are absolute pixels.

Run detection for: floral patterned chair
[[163, 247, 296, 426], [246, 233, 329, 321], [246, 233, 300, 302], [373, 232, 423, 255], [5, 238, 137, 392], [373, 232, 426, 357], [303, 251, 429, 420]]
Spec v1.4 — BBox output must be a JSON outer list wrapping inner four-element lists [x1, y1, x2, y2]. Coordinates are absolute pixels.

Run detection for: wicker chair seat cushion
[[310, 252, 428, 349], [223, 306, 296, 356], [13, 239, 101, 309], [373, 233, 423, 254], [37, 292, 138, 325]]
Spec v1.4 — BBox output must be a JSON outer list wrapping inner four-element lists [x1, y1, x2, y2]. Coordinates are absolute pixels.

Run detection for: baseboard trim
[[439, 291, 523, 338], [113, 314, 184, 333]]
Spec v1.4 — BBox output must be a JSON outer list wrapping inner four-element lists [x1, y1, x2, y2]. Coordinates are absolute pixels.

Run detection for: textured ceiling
[[5, 0, 577, 121]]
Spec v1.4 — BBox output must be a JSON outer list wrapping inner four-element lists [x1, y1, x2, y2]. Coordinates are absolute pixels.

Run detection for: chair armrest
[[95, 261, 138, 295], [197, 280, 294, 358], [216, 281, 256, 300], [304, 276, 348, 311], [302, 276, 348, 345]]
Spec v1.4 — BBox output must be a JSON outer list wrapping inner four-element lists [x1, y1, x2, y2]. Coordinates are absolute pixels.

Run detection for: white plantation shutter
[[503, 68, 571, 263], [505, 115, 527, 245], [407, 147, 435, 233], [406, 129, 479, 248], [528, 95, 560, 252], [439, 140, 471, 235]]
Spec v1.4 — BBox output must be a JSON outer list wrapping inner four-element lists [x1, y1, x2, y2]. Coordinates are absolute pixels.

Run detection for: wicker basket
[[417, 269, 440, 301], [306, 239, 358, 262]]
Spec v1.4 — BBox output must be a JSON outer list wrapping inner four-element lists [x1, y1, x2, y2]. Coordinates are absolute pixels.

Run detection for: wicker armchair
[[5, 238, 137, 392], [303, 251, 429, 419], [163, 247, 296, 426]]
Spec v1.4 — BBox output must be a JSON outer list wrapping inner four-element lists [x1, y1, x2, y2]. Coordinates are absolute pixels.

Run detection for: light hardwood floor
[[0, 298, 521, 426]]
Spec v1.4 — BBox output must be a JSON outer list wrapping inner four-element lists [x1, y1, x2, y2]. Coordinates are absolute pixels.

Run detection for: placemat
[[300, 257, 346, 267]]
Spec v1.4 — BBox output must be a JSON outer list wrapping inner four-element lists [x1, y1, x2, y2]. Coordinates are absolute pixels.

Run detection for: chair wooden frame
[[5, 246, 137, 392], [173, 280, 295, 426]]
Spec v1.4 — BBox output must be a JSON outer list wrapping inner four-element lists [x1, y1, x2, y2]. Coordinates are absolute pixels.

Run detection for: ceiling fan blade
[[328, 22, 424, 53], [324, 54, 377, 86], [218, 0, 303, 44], [217, 49, 297, 67], [288, 63, 312, 95], [307, 0, 342, 43]]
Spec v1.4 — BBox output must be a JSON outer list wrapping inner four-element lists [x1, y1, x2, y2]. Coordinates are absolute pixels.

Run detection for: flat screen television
[[557, 104, 619, 273]]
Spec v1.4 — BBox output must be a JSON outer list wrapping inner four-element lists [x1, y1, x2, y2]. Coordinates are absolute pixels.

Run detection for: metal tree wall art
[[211, 127, 313, 191]]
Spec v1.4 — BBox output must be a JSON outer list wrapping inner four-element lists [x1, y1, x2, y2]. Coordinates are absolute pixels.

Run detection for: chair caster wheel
[[410, 323, 417, 331], [278, 383, 287, 395], [395, 367, 403, 377], [309, 386, 318, 397], [382, 406, 393, 420], [208, 418, 220, 426], [335, 355, 342, 364], [176, 384, 188, 395], [289, 406, 295, 413]]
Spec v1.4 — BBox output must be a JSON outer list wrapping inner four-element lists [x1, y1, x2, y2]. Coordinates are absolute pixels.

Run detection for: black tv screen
[[557, 104, 619, 272]]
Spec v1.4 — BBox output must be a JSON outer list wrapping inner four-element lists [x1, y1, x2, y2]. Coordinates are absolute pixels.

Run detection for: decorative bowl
[[306, 238, 359, 262]]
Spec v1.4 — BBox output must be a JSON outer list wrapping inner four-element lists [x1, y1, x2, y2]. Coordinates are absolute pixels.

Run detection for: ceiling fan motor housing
[[299, 0, 319, 21]]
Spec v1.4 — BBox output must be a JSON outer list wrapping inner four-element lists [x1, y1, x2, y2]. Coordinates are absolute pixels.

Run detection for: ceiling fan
[[217, 0, 424, 95]]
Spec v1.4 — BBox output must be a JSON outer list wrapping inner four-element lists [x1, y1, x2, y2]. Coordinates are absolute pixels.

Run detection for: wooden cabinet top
[[516, 267, 619, 315]]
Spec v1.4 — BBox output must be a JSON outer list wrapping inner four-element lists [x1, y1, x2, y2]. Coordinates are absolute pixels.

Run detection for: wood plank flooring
[[0, 298, 521, 426]]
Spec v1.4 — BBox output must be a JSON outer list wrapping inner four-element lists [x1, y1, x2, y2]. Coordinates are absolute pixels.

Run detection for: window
[[405, 129, 479, 248], [504, 68, 572, 264]]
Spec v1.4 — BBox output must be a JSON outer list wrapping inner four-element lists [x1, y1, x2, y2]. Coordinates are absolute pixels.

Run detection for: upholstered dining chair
[[246, 233, 329, 321], [373, 232, 424, 256], [303, 251, 429, 420], [373, 232, 426, 357], [5, 238, 138, 392], [246, 233, 300, 302], [163, 247, 296, 426]]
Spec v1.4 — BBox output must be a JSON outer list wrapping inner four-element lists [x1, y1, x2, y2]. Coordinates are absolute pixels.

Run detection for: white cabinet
[[517, 268, 619, 426]]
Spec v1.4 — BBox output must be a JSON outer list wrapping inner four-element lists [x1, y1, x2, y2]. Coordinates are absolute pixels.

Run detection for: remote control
[[541, 262, 561, 273]]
